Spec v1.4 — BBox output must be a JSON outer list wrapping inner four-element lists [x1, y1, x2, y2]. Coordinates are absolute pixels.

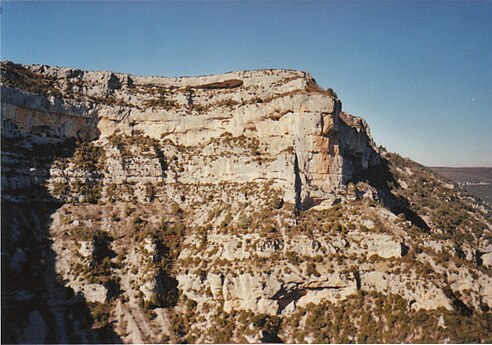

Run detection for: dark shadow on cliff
[[1, 133, 122, 343], [155, 270, 179, 308], [153, 236, 180, 308], [335, 112, 428, 231], [351, 157, 430, 231]]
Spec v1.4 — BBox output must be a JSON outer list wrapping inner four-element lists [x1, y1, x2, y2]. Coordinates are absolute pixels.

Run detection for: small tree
[[326, 87, 338, 98], [306, 262, 319, 277]]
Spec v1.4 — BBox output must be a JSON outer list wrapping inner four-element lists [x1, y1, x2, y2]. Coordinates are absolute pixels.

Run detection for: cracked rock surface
[[1, 61, 491, 343]]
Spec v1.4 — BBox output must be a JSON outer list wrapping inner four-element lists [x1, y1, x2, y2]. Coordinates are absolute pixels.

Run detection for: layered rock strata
[[2, 61, 491, 343]]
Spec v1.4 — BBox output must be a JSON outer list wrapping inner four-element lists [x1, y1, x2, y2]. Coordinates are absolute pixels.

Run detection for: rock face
[[2, 61, 492, 344], [1, 61, 379, 208]]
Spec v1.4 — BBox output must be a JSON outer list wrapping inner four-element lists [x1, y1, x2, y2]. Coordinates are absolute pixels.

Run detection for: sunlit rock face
[[2, 61, 491, 344], [1, 62, 379, 209]]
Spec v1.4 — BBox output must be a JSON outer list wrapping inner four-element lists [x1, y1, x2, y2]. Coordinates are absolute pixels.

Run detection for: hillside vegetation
[[1, 61, 491, 343]]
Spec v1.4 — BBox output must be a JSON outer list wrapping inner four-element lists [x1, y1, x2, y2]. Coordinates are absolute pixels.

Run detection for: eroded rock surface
[[2, 61, 491, 343]]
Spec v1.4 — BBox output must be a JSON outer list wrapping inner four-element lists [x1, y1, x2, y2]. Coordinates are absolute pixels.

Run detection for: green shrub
[[306, 262, 319, 277], [326, 87, 338, 98]]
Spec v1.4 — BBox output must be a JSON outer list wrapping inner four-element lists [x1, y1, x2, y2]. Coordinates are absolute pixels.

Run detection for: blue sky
[[1, 1, 491, 167]]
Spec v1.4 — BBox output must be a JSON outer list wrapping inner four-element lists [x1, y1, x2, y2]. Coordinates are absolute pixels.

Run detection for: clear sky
[[1, 1, 491, 167]]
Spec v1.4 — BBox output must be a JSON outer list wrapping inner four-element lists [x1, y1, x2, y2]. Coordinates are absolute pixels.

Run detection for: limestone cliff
[[1, 61, 491, 343], [1, 61, 379, 208]]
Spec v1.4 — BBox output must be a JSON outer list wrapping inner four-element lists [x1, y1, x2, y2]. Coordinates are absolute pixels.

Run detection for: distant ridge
[[430, 167, 492, 203]]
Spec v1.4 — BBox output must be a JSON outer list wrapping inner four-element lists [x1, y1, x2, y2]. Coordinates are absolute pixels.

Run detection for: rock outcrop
[[2, 61, 491, 344], [1, 61, 379, 208]]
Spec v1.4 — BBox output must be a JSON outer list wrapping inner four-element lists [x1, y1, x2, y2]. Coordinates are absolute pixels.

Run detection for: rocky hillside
[[1, 61, 491, 343]]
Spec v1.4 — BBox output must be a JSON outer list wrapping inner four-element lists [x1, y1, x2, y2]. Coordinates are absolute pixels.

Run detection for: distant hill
[[430, 167, 492, 203]]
